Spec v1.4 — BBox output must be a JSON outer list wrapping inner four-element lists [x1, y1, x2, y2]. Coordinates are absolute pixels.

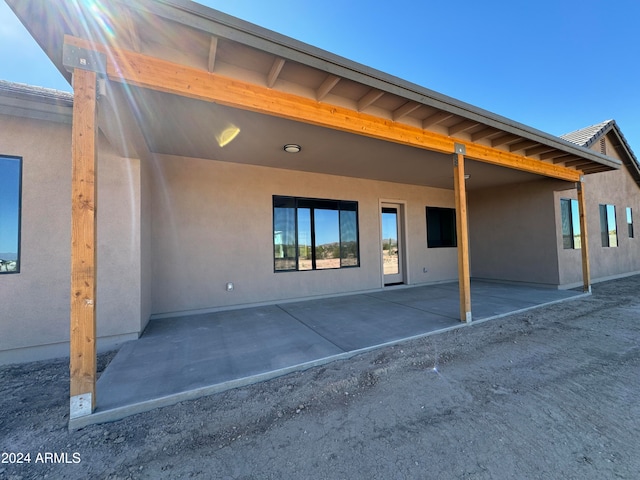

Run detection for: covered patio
[[6, 0, 620, 427], [70, 280, 586, 428]]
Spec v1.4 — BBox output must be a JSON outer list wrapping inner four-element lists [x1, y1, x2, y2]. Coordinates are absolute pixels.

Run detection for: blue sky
[[1, 0, 639, 150]]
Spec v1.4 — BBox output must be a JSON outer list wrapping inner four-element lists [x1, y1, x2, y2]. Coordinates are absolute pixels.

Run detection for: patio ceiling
[[102, 85, 541, 190], [7, 0, 621, 189]]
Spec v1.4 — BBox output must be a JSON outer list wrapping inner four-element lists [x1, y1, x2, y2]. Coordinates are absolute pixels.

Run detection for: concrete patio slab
[[280, 294, 456, 351], [71, 281, 588, 429], [96, 305, 344, 411]]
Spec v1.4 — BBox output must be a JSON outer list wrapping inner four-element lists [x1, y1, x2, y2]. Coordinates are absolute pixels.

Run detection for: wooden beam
[[471, 126, 499, 142], [463, 143, 578, 181], [564, 159, 593, 168], [453, 149, 472, 323], [208, 36, 218, 73], [422, 111, 453, 128], [267, 57, 285, 88], [69, 68, 98, 418], [448, 119, 479, 136], [316, 74, 340, 101], [121, 7, 141, 52], [509, 140, 539, 152], [357, 88, 384, 111], [491, 134, 519, 147], [577, 180, 591, 293], [541, 150, 569, 161], [393, 101, 421, 121], [525, 144, 556, 156], [64, 35, 582, 183], [551, 155, 575, 165], [581, 165, 609, 174]]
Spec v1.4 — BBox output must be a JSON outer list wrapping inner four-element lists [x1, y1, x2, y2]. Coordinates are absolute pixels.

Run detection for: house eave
[[0, 81, 73, 124], [135, 0, 620, 172], [5, 0, 622, 174]]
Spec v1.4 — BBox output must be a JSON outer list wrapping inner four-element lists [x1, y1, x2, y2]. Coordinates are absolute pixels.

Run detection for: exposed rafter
[[121, 7, 141, 52], [582, 165, 611, 174], [471, 127, 499, 142], [551, 154, 574, 164], [509, 140, 539, 152], [491, 134, 520, 147], [267, 57, 286, 88], [316, 74, 341, 101], [392, 101, 421, 121], [422, 111, 454, 128], [64, 35, 583, 183], [207, 36, 218, 73], [525, 144, 556, 156], [565, 159, 594, 168], [357, 88, 384, 111], [541, 150, 571, 161], [448, 120, 479, 136]]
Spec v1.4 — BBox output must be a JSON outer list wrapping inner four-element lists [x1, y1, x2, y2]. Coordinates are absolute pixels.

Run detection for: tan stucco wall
[[139, 156, 153, 332], [96, 142, 144, 341], [149, 156, 459, 316], [555, 144, 640, 286], [468, 179, 562, 286], [0, 114, 144, 364]]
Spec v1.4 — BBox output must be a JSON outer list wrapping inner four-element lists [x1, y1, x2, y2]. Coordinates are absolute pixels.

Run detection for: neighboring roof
[[562, 120, 640, 186], [0, 79, 73, 124], [561, 120, 613, 148], [0, 79, 73, 103]]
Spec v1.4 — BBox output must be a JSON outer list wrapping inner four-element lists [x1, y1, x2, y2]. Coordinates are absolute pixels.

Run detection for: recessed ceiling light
[[283, 144, 301, 153]]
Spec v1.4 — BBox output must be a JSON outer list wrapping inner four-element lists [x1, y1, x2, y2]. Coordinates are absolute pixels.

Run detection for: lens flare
[[215, 125, 241, 148]]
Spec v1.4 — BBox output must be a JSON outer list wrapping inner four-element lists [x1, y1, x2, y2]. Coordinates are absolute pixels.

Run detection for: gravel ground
[[1, 275, 639, 479]]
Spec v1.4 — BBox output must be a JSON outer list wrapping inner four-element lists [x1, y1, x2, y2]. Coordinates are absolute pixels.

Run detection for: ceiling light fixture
[[283, 144, 301, 153]]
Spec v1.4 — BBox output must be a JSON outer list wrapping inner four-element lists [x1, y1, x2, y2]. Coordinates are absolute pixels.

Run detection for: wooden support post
[[453, 145, 472, 322], [69, 68, 98, 418], [577, 179, 591, 293]]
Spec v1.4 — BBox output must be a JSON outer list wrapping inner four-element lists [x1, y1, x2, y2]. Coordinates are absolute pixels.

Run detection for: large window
[[560, 198, 581, 249], [273, 196, 359, 271], [627, 207, 634, 239], [0, 155, 22, 273], [599, 204, 618, 247], [426, 207, 457, 248]]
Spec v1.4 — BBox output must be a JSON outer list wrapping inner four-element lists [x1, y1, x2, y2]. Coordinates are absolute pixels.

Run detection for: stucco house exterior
[[1, 0, 638, 418], [558, 121, 640, 285]]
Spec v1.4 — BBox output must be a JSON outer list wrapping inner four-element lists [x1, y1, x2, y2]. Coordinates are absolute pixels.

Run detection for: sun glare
[[216, 125, 241, 148]]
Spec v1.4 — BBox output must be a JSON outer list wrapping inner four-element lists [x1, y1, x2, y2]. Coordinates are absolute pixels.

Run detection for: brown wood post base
[[453, 145, 472, 322], [69, 68, 98, 418]]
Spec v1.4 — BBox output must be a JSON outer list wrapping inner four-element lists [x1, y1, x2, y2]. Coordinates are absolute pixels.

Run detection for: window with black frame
[[273, 196, 359, 271], [560, 198, 581, 249], [0, 155, 22, 273], [599, 204, 618, 247], [426, 206, 457, 248]]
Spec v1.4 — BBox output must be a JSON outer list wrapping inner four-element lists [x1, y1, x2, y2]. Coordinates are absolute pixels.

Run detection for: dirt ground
[[1, 275, 639, 480]]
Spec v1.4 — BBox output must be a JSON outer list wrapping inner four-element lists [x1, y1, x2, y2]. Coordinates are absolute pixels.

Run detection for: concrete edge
[[69, 351, 358, 430], [467, 291, 591, 326], [559, 271, 640, 291], [68, 291, 590, 430]]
